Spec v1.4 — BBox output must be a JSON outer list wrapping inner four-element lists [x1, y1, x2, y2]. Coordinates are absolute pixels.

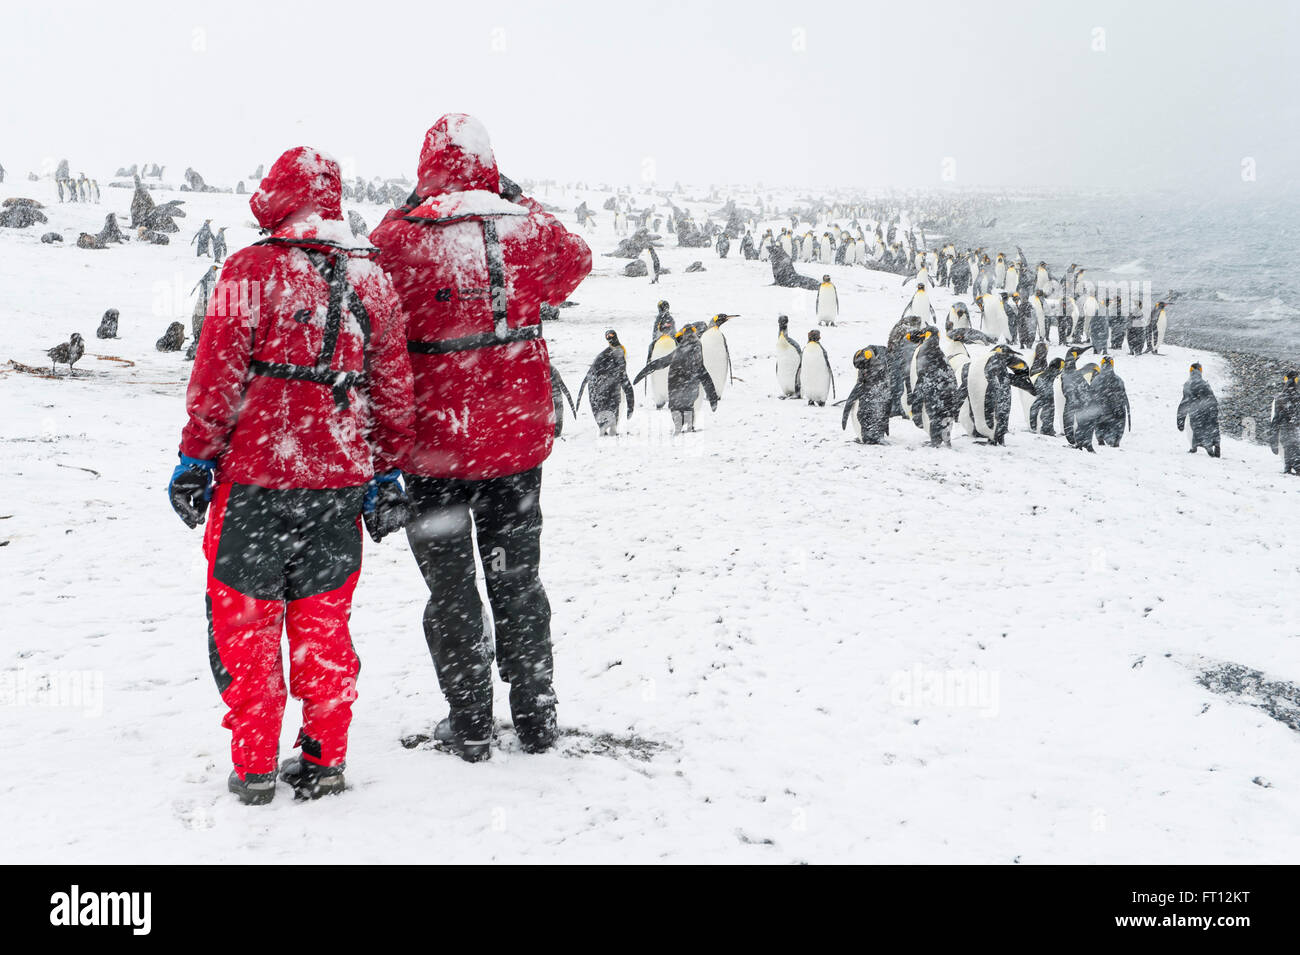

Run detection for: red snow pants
[[203, 482, 365, 779]]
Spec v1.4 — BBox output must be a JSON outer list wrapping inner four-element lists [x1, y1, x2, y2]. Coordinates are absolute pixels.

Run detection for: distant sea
[[948, 189, 1300, 434]]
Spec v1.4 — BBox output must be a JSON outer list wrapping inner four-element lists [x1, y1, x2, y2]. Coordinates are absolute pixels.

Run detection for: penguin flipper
[[552, 366, 577, 417], [622, 376, 635, 418], [822, 350, 836, 399], [575, 371, 591, 415], [841, 383, 865, 429], [631, 353, 674, 386]]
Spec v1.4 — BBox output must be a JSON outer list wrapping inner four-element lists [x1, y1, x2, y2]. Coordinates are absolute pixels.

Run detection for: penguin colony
[[568, 196, 1300, 474]]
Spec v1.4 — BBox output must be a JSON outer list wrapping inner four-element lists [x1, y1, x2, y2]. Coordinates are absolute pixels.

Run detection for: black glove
[[168, 455, 215, 528], [362, 470, 411, 543], [499, 173, 522, 201]]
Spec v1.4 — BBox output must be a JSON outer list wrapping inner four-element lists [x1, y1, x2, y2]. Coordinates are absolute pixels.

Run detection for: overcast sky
[[2, 0, 1297, 194]]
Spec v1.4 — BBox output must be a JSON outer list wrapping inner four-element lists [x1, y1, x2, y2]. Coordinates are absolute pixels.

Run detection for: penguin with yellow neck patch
[[699, 313, 737, 405], [576, 329, 635, 436], [904, 327, 958, 447], [1054, 345, 1096, 450], [798, 329, 835, 406], [1028, 357, 1065, 435], [841, 345, 891, 444], [775, 314, 802, 397], [1147, 301, 1170, 354], [957, 345, 1035, 445], [632, 324, 719, 434], [816, 275, 838, 326], [645, 315, 677, 409], [1091, 355, 1131, 447]]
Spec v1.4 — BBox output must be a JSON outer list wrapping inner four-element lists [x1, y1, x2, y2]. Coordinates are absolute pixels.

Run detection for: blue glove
[[168, 454, 216, 528], [363, 470, 411, 542]]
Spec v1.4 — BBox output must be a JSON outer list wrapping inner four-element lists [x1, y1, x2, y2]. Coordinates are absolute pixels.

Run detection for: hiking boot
[[228, 770, 277, 806], [511, 688, 558, 754], [279, 757, 346, 800], [434, 705, 492, 763]]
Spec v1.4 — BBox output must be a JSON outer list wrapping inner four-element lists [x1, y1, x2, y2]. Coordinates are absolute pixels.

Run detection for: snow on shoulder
[[277, 213, 376, 251], [411, 190, 529, 221]]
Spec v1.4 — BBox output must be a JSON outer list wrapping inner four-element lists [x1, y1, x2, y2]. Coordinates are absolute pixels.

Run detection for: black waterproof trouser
[[405, 467, 554, 734]]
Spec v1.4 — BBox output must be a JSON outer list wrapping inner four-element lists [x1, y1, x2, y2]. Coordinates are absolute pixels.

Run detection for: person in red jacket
[[168, 145, 415, 804], [370, 114, 591, 761]]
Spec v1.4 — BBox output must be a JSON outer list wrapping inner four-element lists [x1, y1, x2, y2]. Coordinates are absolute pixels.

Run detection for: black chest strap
[[408, 324, 540, 354], [248, 240, 371, 410]]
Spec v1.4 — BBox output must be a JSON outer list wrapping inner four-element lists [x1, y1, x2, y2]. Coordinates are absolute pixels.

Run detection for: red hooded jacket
[[370, 114, 591, 480], [180, 146, 414, 489]]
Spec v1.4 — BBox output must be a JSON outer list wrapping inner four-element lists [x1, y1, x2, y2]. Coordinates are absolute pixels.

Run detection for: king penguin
[[1029, 290, 1048, 343], [1053, 345, 1095, 449], [798, 329, 835, 406], [1004, 261, 1019, 293], [576, 329, 636, 436], [841, 346, 892, 444], [978, 292, 1011, 343], [1028, 357, 1065, 435], [646, 315, 677, 409], [957, 345, 1034, 445], [946, 301, 971, 332], [775, 314, 802, 398], [699, 313, 737, 410], [1147, 301, 1169, 354], [817, 276, 839, 326], [905, 327, 959, 446], [1035, 261, 1051, 293], [1084, 285, 1107, 354], [902, 282, 935, 323]]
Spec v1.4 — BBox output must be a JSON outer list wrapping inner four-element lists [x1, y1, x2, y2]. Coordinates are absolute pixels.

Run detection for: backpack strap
[[400, 212, 541, 355], [482, 218, 509, 338], [248, 239, 371, 410], [407, 324, 540, 354]]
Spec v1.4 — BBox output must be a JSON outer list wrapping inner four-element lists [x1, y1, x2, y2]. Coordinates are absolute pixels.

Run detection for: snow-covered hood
[[415, 113, 499, 197], [250, 146, 343, 231]]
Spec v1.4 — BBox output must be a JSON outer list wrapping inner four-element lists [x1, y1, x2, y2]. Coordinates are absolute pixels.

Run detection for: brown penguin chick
[[156, 322, 186, 352]]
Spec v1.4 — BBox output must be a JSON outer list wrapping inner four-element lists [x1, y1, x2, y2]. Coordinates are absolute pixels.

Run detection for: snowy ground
[[2, 179, 1298, 864]]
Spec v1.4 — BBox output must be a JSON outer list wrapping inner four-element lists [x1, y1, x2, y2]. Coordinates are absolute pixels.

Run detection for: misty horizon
[[3, 0, 1297, 196]]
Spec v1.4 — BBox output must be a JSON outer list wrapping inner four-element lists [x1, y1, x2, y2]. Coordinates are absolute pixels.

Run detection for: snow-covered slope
[[2, 179, 1297, 863]]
